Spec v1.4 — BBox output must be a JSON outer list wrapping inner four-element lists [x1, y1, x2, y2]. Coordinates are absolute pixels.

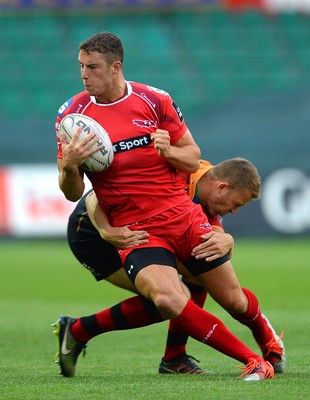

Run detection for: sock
[[232, 288, 274, 346], [163, 281, 208, 361], [71, 295, 163, 342], [172, 299, 262, 364]]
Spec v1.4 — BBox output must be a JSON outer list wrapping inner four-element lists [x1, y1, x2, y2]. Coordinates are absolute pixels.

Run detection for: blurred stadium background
[[0, 0, 309, 239]]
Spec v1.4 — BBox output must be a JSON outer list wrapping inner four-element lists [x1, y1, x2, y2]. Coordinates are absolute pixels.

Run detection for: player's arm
[[191, 229, 234, 262], [58, 127, 100, 201], [151, 128, 200, 173], [58, 158, 85, 202], [85, 191, 150, 249]]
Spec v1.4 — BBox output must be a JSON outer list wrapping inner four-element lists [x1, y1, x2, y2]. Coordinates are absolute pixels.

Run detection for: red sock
[[163, 282, 208, 361], [71, 295, 162, 342], [232, 288, 274, 345], [172, 299, 262, 364]]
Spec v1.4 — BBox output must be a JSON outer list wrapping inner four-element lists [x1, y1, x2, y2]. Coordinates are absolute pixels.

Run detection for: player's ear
[[113, 60, 122, 72], [218, 181, 229, 191]]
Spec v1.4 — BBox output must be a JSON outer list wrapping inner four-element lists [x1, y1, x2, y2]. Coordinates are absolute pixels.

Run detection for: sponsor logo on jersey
[[132, 120, 157, 129], [113, 134, 152, 153], [140, 92, 156, 108], [147, 85, 168, 96], [172, 101, 184, 122], [76, 103, 84, 113], [57, 98, 73, 117], [200, 222, 212, 230]]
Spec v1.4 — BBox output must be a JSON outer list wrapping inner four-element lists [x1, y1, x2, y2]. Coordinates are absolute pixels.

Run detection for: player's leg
[[105, 268, 137, 292], [52, 245, 179, 377], [57, 212, 194, 376], [124, 248, 274, 380], [65, 235, 190, 341], [179, 259, 286, 373], [63, 207, 201, 373], [121, 208, 275, 380], [159, 280, 209, 374], [55, 202, 156, 376]]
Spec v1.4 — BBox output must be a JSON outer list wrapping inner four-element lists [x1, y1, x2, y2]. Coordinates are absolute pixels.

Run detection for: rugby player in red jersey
[[54, 32, 277, 380]]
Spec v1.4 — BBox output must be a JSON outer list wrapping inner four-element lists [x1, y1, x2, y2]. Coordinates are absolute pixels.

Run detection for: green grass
[[0, 238, 309, 400]]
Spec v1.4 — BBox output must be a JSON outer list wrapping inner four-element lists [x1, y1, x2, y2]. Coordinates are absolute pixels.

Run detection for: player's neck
[[96, 81, 128, 104]]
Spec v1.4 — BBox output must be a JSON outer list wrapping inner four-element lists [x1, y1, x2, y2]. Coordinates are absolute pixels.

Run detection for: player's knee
[[221, 293, 248, 314], [180, 281, 191, 298], [152, 292, 184, 319]]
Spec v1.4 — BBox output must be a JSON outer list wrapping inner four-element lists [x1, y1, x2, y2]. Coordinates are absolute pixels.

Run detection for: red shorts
[[117, 199, 212, 265]]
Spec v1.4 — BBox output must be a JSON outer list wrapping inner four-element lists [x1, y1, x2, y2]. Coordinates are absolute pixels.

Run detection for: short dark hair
[[210, 158, 261, 200], [79, 32, 124, 65]]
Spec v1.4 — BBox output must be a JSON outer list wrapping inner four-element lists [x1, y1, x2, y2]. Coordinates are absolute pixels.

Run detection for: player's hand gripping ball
[[60, 113, 114, 172]]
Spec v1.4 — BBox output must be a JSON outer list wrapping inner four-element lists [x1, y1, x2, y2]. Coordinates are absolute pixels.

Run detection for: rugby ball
[[60, 113, 114, 172]]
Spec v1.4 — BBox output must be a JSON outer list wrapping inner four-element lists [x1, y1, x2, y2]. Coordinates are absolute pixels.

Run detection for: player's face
[[78, 51, 116, 101], [201, 184, 252, 217]]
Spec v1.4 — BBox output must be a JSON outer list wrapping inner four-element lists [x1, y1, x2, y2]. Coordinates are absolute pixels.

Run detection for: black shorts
[[184, 254, 230, 276], [124, 247, 177, 283], [67, 191, 122, 281], [123, 247, 229, 284]]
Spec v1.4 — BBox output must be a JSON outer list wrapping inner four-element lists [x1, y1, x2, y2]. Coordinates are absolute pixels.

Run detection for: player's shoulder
[[57, 91, 91, 119], [130, 81, 171, 102]]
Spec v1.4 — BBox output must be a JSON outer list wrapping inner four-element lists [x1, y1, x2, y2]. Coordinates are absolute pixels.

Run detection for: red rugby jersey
[[56, 81, 190, 226]]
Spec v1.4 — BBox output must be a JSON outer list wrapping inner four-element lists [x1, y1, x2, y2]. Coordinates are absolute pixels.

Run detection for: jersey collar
[[90, 81, 132, 106]]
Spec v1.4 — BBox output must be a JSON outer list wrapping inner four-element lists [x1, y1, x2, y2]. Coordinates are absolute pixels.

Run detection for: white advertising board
[[0, 165, 91, 237]]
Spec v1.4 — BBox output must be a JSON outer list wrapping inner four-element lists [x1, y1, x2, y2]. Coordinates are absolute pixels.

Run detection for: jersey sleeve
[[160, 95, 188, 145], [55, 92, 92, 160], [55, 118, 63, 159], [55, 99, 73, 159], [130, 82, 188, 144]]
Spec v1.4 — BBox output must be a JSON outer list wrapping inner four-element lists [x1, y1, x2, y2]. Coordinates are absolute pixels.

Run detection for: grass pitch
[[0, 238, 309, 400]]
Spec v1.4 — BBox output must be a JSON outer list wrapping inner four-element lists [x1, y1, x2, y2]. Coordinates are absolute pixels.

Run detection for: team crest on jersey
[[132, 120, 157, 129]]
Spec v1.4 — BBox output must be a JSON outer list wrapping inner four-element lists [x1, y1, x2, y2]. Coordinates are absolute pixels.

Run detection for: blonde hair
[[210, 158, 261, 200]]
